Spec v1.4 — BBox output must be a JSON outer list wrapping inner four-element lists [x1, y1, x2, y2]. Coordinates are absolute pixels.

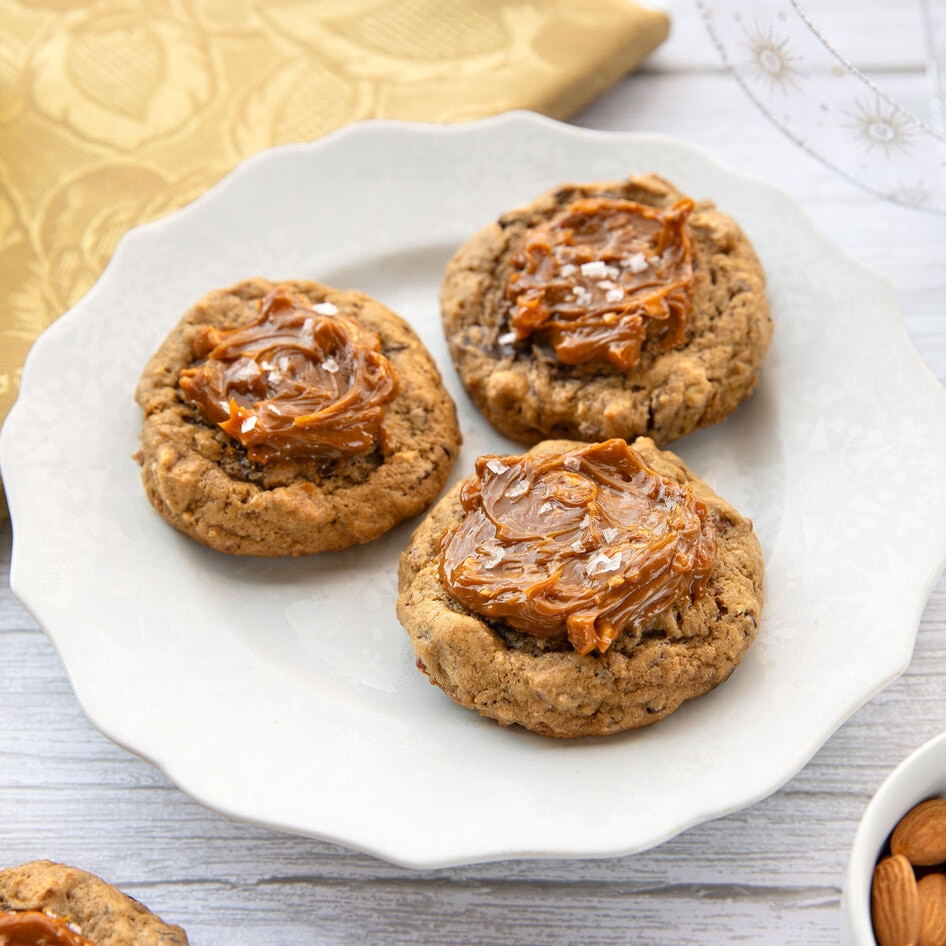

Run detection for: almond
[[872, 854, 921, 946], [892, 799, 946, 867], [918, 873, 946, 946]]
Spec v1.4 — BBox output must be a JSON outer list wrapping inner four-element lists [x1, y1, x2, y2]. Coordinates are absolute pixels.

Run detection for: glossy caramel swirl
[[0, 911, 97, 946], [504, 196, 695, 368], [439, 439, 716, 656], [179, 287, 398, 463]]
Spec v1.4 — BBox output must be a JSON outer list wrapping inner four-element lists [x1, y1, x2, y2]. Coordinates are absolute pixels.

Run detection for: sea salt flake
[[301, 318, 316, 346], [482, 545, 505, 569], [230, 359, 261, 384], [563, 455, 581, 471], [586, 550, 622, 576], [506, 479, 529, 498], [241, 415, 258, 433], [497, 331, 517, 345], [312, 301, 339, 315], [539, 501, 555, 514], [559, 263, 577, 277], [580, 260, 608, 278], [605, 288, 624, 303], [624, 252, 649, 273], [486, 458, 509, 475], [602, 526, 619, 543], [321, 356, 340, 373]]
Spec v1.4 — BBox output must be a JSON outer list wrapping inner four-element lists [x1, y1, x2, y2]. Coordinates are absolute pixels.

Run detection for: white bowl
[[842, 730, 946, 944]]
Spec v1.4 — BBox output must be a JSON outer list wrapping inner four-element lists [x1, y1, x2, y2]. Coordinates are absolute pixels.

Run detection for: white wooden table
[[2, 1, 944, 942]]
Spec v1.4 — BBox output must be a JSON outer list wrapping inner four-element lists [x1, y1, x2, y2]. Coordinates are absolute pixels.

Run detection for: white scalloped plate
[[3, 112, 946, 868]]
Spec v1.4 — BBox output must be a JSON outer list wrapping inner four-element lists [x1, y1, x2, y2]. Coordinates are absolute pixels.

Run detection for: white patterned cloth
[[696, 0, 946, 213]]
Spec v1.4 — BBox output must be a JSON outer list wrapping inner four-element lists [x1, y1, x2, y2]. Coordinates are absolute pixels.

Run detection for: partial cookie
[[396, 437, 764, 738], [135, 277, 460, 556], [0, 859, 188, 945], [440, 173, 772, 446]]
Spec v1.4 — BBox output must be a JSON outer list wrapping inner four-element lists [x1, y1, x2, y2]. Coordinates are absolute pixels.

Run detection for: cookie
[[135, 277, 460, 556], [0, 859, 188, 945], [396, 437, 764, 738], [440, 173, 772, 446]]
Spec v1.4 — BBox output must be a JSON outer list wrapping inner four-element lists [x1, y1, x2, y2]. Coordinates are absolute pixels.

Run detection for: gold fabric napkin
[[0, 0, 669, 513]]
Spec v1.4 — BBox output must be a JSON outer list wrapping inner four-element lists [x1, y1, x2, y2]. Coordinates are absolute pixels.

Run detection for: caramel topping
[[439, 439, 716, 656], [504, 196, 695, 369], [0, 911, 97, 946], [179, 287, 398, 463]]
